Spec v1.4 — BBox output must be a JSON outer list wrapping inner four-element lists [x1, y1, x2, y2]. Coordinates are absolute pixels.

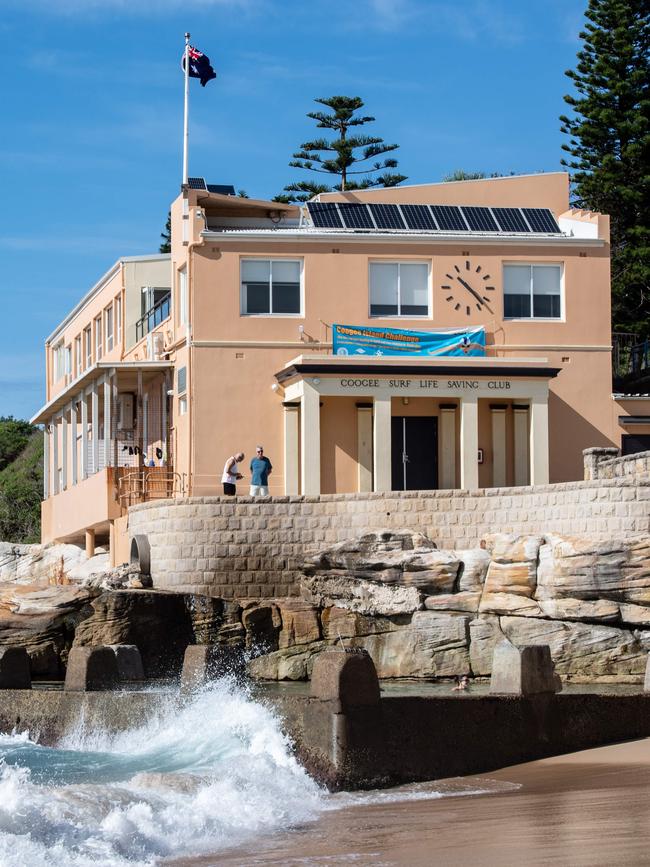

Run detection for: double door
[[391, 416, 438, 491]]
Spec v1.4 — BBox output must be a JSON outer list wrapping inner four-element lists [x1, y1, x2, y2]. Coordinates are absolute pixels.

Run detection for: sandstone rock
[[401, 551, 460, 594], [277, 600, 321, 649], [306, 530, 437, 575], [644, 655, 650, 693], [538, 598, 620, 622], [310, 648, 380, 711], [301, 573, 421, 616], [482, 534, 543, 598], [107, 644, 144, 681], [500, 615, 647, 677], [424, 591, 481, 613], [619, 603, 650, 627], [321, 606, 404, 641], [456, 548, 491, 592], [469, 615, 505, 676], [479, 592, 543, 617], [0, 542, 104, 584], [490, 641, 559, 695], [0, 647, 31, 689], [242, 604, 281, 651], [64, 646, 119, 691], [247, 640, 331, 681], [181, 645, 233, 690]]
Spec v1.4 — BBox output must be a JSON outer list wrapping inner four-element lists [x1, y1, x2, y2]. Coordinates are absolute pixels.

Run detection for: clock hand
[[458, 277, 493, 313]]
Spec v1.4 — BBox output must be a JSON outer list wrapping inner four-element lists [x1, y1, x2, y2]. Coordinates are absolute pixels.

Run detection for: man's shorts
[[249, 485, 269, 497]]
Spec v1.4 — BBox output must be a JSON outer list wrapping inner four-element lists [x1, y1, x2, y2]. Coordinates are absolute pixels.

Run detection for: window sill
[[504, 317, 564, 323], [240, 313, 305, 318]]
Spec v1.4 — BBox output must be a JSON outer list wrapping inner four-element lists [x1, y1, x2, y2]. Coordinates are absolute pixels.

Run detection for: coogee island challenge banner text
[[333, 324, 486, 357]]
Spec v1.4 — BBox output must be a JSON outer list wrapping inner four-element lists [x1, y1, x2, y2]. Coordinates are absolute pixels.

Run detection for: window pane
[[370, 262, 398, 315], [504, 294, 531, 317], [271, 260, 300, 284], [399, 263, 429, 315], [272, 282, 301, 313], [533, 293, 561, 317], [245, 283, 270, 313], [503, 265, 531, 318], [532, 265, 561, 295], [242, 260, 270, 283]]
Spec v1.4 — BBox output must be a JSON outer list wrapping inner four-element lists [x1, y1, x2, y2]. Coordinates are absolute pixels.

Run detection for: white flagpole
[[182, 32, 190, 186]]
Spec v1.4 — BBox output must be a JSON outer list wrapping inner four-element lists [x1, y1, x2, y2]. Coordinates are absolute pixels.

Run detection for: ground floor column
[[85, 528, 95, 559], [61, 410, 68, 491], [81, 391, 89, 479], [70, 400, 78, 486], [439, 404, 457, 489], [104, 378, 112, 468], [356, 403, 373, 492], [283, 402, 300, 495], [300, 382, 321, 495], [91, 381, 99, 474], [51, 416, 59, 495], [491, 404, 507, 488], [460, 395, 479, 490], [530, 396, 550, 485], [373, 395, 391, 492], [513, 404, 529, 486], [43, 425, 50, 498]]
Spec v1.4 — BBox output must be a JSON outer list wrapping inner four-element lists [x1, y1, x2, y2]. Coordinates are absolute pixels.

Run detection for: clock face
[[441, 259, 495, 315]]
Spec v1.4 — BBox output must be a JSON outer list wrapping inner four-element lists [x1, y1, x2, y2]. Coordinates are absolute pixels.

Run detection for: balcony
[[135, 292, 171, 343]]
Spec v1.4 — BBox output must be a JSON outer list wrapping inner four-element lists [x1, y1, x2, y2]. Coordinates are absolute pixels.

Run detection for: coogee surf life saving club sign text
[[333, 324, 486, 357], [337, 378, 512, 391]]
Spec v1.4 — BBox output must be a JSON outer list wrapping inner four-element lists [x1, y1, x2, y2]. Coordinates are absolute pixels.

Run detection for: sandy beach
[[175, 737, 650, 866]]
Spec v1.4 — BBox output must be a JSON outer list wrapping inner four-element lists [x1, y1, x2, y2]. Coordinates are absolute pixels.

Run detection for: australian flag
[[182, 45, 217, 87]]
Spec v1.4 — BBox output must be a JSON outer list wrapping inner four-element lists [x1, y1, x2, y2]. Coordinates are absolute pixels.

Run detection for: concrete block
[[180, 645, 232, 691], [310, 647, 380, 712], [489, 641, 560, 696], [64, 647, 119, 691], [108, 645, 144, 682], [0, 647, 31, 689]]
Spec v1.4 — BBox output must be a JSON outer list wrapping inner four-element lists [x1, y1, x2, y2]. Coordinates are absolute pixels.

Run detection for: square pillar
[[61, 411, 68, 491], [43, 426, 50, 499], [490, 404, 507, 488], [373, 395, 392, 492], [104, 378, 112, 468], [51, 416, 59, 495], [91, 381, 99, 475], [513, 404, 529, 486], [283, 402, 300, 495], [81, 391, 89, 479], [530, 396, 550, 485], [356, 403, 373, 493], [70, 400, 78, 486], [439, 404, 457, 489], [300, 382, 321, 495], [460, 395, 479, 490]]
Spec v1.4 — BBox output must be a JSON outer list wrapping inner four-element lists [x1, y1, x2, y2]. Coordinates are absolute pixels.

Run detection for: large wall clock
[[441, 260, 495, 315]]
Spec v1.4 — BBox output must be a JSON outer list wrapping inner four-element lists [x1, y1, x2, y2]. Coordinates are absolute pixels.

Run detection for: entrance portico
[[276, 356, 560, 495]]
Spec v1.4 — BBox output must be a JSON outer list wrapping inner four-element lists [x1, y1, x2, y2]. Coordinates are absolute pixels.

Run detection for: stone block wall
[[584, 447, 650, 481], [127, 476, 650, 598]]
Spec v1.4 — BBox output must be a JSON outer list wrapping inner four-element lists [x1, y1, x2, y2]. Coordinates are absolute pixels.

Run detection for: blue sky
[[0, 0, 587, 420]]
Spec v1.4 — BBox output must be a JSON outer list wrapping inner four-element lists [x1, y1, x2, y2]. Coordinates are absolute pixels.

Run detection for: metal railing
[[613, 332, 650, 381], [135, 292, 171, 342], [117, 469, 185, 507]]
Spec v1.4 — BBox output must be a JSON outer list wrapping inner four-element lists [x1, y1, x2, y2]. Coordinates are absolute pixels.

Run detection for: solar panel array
[[307, 202, 562, 234], [187, 178, 236, 196]]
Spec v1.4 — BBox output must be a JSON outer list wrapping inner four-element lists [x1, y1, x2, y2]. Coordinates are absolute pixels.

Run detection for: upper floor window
[[369, 261, 430, 317], [115, 295, 122, 345], [105, 305, 114, 352], [94, 315, 103, 360], [53, 342, 65, 381], [503, 264, 562, 319], [74, 335, 82, 378], [240, 259, 302, 315], [178, 267, 188, 326], [84, 325, 92, 369]]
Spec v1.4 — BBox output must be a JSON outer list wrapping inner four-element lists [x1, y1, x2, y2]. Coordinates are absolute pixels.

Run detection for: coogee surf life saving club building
[[32, 172, 648, 558]]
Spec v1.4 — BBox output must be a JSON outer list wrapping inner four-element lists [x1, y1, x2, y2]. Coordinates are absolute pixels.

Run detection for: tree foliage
[[560, 0, 650, 333], [277, 96, 407, 202], [0, 426, 43, 544], [0, 416, 35, 472], [159, 211, 171, 253]]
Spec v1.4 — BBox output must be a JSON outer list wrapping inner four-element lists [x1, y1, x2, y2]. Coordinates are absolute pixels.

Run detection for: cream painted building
[[32, 172, 650, 562]]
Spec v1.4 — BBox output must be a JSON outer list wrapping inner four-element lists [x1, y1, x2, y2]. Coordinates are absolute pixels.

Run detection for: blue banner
[[332, 324, 486, 357]]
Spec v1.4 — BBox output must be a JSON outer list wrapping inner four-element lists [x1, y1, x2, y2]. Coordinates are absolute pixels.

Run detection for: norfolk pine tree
[[560, 0, 649, 333], [276, 96, 407, 202]]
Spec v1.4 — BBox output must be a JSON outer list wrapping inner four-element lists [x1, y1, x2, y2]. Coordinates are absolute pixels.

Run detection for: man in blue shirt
[[249, 445, 273, 497]]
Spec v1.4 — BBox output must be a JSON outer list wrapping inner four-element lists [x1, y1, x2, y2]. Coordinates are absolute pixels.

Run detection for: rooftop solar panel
[[307, 202, 344, 229], [492, 207, 531, 233], [401, 204, 438, 231], [430, 205, 467, 231], [338, 202, 375, 229], [461, 206, 500, 232], [206, 183, 236, 195], [521, 208, 561, 233], [187, 177, 207, 190], [368, 203, 407, 230]]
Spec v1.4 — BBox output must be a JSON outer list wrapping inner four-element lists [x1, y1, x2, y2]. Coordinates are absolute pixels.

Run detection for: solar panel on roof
[[368, 203, 407, 230], [338, 202, 375, 229], [401, 204, 438, 231], [430, 205, 467, 231], [461, 206, 499, 232], [206, 184, 236, 195], [187, 177, 207, 190], [492, 207, 531, 233], [307, 202, 344, 229], [521, 208, 561, 233]]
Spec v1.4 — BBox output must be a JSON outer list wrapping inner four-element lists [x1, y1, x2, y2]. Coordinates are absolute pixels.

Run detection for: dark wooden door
[[391, 416, 438, 490]]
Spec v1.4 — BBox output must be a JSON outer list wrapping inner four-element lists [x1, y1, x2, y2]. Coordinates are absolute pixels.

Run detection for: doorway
[[391, 416, 438, 491]]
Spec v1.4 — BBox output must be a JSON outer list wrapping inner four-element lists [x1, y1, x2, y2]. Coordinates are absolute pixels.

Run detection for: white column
[[161, 379, 168, 466], [91, 381, 99, 474], [51, 416, 59, 495], [104, 378, 112, 468], [81, 391, 89, 479], [300, 381, 321, 495], [460, 395, 479, 490], [70, 400, 78, 486], [61, 410, 68, 491], [530, 396, 550, 485], [283, 402, 300, 495], [356, 404, 373, 493], [143, 393, 149, 464], [439, 404, 457, 489], [43, 425, 50, 498], [513, 405, 529, 486], [373, 394, 392, 492], [490, 405, 507, 488]]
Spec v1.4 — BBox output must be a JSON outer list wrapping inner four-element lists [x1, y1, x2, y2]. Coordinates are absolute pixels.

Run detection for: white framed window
[[503, 263, 562, 319], [74, 335, 82, 378], [84, 325, 92, 369], [53, 341, 65, 381], [178, 395, 188, 415], [369, 261, 430, 317], [105, 305, 114, 352], [94, 315, 103, 360], [115, 295, 122, 346], [240, 258, 303, 316], [65, 345, 72, 377], [178, 267, 188, 326]]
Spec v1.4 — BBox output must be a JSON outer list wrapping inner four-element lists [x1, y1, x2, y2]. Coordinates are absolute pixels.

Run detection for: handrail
[[135, 292, 171, 342], [613, 332, 650, 380], [117, 469, 184, 506]]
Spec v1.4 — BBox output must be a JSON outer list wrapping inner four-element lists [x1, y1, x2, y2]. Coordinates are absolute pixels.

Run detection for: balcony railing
[[613, 332, 650, 382], [135, 292, 171, 342]]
